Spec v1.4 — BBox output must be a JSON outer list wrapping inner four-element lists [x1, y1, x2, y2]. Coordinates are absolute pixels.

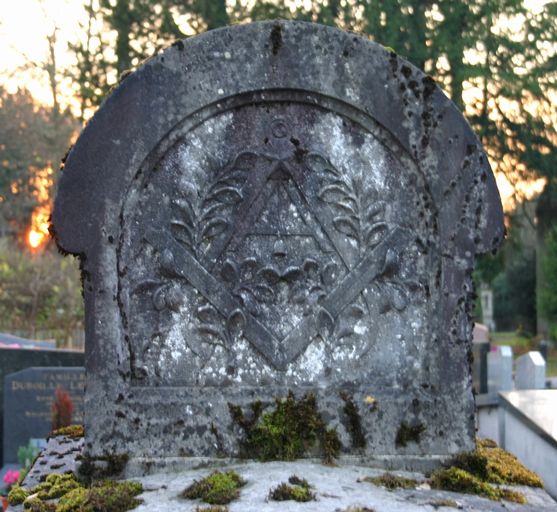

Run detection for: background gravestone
[[515, 351, 546, 390], [3, 367, 85, 464], [487, 345, 513, 397], [52, 21, 503, 469], [0, 348, 83, 465]]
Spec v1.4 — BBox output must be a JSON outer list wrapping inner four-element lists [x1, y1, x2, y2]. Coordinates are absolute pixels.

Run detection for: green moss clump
[[37, 474, 80, 499], [362, 472, 418, 490], [228, 391, 341, 463], [56, 487, 89, 512], [268, 479, 315, 502], [194, 506, 229, 512], [56, 480, 143, 512], [23, 497, 56, 511], [340, 392, 366, 449], [7, 484, 30, 505], [181, 471, 246, 505], [430, 467, 526, 504], [395, 421, 425, 447], [49, 425, 84, 439], [476, 439, 543, 487]]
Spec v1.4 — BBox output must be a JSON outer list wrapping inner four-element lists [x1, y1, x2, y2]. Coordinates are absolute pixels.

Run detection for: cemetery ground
[[491, 332, 557, 377]]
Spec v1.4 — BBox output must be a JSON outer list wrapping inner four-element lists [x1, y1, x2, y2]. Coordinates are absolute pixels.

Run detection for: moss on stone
[[77, 453, 129, 482], [476, 438, 543, 487], [181, 471, 246, 505], [228, 391, 341, 463], [7, 484, 30, 505], [339, 507, 376, 512], [49, 425, 84, 439], [340, 391, 366, 450], [428, 498, 458, 509], [362, 472, 418, 490], [194, 506, 229, 512], [23, 497, 56, 511], [395, 421, 425, 447], [268, 478, 315, 502], [9, 472, 142, 512], [37, 474, 80, 500], [430, 467, 526, 504], [56, 480, 143, 511]]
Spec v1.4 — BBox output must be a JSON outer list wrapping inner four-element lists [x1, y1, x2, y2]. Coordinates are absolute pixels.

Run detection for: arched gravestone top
[[53, 21, 503, 468]]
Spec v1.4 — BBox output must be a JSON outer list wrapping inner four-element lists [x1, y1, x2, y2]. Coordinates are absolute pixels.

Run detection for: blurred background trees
[[0, 0, 555, 344]]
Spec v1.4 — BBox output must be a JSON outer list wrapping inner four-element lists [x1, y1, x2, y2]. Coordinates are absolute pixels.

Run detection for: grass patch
[[268, 475, 315, 502], [181, 471, 246, 505], [361, 472, 418, 490]]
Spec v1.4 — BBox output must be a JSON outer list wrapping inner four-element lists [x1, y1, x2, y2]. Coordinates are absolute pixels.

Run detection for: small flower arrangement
[[2, 469, 20, 490]]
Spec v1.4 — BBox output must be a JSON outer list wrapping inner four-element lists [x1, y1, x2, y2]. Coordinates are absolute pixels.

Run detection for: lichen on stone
[[180, 470, 246, 505], [361, 472, 418, 490], [268, 475, 315, 502], [228, 391, 341, 462]]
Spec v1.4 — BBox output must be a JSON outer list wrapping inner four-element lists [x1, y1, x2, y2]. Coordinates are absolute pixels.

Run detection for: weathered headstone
[[487, 345, 513, 396], [52, 21, 503, 469], [515, 351, 546, 390], [3, 367, 84, 464]]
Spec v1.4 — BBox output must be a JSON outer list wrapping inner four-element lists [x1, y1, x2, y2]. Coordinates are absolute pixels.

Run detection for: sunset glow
[[25, 165, 54, 251]]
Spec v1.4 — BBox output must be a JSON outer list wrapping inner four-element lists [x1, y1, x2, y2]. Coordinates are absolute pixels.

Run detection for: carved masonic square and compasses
[[145, 151, 409, 371]]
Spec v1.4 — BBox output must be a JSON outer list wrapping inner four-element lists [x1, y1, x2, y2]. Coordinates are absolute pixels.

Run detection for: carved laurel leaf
[[282, 266, 302, 282], [170, 220, 193, 246], [364, 222, 388, 248], [240, 257, 257, 277], [197, 304, 218, 323], [318, 184, 348, 204], [318, 307, 335, 337], [226, 309, 246, 338], [365, 202, 385, 222], [202, 217, 228, 239], [207, 186, 243, 205], [172, 198, 195, 225], [232, 151, 260, 170], [251, 284, 274, 302], [321, 262, 338, 287], [197, 325, 226, 346], [306, 153, 339, 177], [381, 248, 399, 277], [390, 287, 408, 311], [333, 216, 359, 239], [153, 285, 167, 311], [221, 259, 239, 283], [258, 266, 280, 285]]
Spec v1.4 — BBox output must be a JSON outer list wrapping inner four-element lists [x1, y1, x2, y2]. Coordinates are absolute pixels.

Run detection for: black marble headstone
[[3, 367, 84, 464], [52, 21, 503, 469]]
